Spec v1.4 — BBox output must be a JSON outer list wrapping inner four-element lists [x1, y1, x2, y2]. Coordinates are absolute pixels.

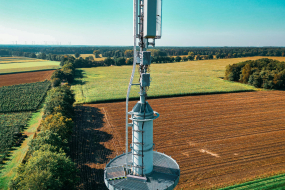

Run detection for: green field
[[0, 61, 59, 69], [71, 57, 271, 104], [220, 173, 285, 190], [0, 57, 60, 74]]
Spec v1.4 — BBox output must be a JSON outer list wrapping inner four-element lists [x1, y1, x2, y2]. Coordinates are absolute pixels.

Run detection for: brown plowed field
[[0, 70, 54, 87], [69, 91, 285, 190]]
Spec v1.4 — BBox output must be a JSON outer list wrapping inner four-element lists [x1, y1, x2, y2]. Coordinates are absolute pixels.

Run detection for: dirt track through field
[[70, 91, 285, 190], [0, 70, 54, 87]]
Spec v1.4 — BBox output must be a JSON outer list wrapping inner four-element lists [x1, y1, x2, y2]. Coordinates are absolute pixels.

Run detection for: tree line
[[39, 52, 282, 72], [1, 46, 285, 59], [0, 46, 133, 57], [2, 46, 285, 70], [225, 58, 285, 89]]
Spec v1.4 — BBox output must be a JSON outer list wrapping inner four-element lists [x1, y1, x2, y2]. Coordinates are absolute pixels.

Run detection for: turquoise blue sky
[[0, 0, 284, 46]]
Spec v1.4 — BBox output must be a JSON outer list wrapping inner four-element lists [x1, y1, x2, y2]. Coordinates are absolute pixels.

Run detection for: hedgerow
[[51, 61, 76, 85], [10, 84, 79, 190], [43, 85, 75, 119]]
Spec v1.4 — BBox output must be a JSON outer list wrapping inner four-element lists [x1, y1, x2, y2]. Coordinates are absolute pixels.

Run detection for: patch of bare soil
[[0, 70, 54, 87], [70, 91, 285, 190]]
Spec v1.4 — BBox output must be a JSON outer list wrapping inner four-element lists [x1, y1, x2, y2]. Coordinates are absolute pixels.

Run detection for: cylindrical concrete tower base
[[132, 115, 154, 175], [129, 101, 159, 176]]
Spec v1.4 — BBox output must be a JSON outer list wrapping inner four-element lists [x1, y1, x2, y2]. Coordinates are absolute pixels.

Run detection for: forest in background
[[0, 46, 285, 59]]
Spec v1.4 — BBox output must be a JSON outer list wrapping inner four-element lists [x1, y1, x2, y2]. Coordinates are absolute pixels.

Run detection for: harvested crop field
[[69, 91, 285, 190], [71, 54, 106, 61], [0, 57, 60, 74], [0, 70, 54, 87], [0, 57, 47, 64]]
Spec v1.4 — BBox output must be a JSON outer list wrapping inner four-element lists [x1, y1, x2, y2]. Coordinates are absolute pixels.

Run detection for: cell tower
[[104, 0, 180, 189]]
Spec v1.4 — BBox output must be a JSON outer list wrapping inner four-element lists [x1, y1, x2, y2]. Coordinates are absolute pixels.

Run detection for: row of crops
[[220, 173, 285, 190], [0, 112, 33, 163], [0, 125, 25, 163], [0, 81, 50, 113], [0, 112, 32, 127], [0, 81, 51, 165]]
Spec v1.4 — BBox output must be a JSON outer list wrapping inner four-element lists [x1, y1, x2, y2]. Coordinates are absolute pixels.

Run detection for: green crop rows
[[0, 81, 50, 113], [0, 125, 23, 163], [220, 173, 285, 190], [0, 81, 50, 169], [0, 112, 33, 164], [0, 112, 32, 163], [0, 112, 32, 127]]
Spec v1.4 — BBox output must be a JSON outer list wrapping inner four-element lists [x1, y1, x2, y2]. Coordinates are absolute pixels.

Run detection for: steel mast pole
[[139, 0, 146, 177]]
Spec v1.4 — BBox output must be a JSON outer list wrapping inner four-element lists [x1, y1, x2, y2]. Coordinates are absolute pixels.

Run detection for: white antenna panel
[[156, 0, 162, 39]]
